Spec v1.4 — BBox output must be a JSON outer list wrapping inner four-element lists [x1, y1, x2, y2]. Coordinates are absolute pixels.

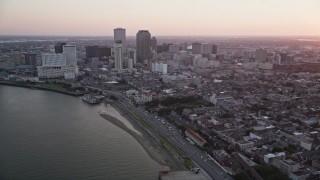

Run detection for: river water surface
[[0, 85, 161, 180]]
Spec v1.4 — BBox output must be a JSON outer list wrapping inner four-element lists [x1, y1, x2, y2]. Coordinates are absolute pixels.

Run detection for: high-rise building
[[151, 37, 157, 52], [114, 41, 123, 70], [127, 48, 137, 65], [255, 49, 267, 63], [201, 43, 212, 55], [63, 45, 77, 65], [55, 42, 66, 54], [192, 43, 202, 54], [136, 30, 151, 63], [212, 44, 218, 54], [114, 28, 126, 52]]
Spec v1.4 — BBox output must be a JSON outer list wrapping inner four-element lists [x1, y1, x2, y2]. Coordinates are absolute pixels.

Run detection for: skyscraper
[[151, 37, 157, 52], [212, 44, 218, 54], [114, 41, 123, 70], [136, 30, 151, 64], [192, 42, 201, 54], [114, 28, 126, 52]]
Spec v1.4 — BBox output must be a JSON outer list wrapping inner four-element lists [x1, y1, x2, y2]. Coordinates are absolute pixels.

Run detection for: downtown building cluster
[[37, 44, 78, 79]]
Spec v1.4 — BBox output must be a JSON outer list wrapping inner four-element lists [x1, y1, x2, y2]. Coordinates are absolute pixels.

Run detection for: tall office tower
[[11, 50, 21, 64], [212, 44, 218, 54], [63, 45, 77, 65], [114, 41, 123, 70], [255, 49, 268, 63], [192, 42, 201, 54], [136, 30, 151, 63], [151, 37, 157, 52], [55, 42, 66, 53], [114, 28, 126, 52]]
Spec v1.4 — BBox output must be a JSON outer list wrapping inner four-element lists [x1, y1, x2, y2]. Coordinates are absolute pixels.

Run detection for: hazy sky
[[0, 0, 319, 36]]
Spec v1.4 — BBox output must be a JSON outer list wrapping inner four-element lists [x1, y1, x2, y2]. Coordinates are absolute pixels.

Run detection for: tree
[[158, 108, 171, 117]]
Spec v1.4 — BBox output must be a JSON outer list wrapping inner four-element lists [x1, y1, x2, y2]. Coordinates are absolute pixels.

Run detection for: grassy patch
[[131, 111, 154, 131], [182, 157, 194, 170], [40, 83, 63, 90]]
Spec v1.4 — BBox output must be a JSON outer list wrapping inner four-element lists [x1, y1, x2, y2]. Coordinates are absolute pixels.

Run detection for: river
[[0, 85, 162, 180]]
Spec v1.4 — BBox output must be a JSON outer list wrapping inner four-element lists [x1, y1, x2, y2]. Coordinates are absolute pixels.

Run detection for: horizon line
[[1, 34, 320, 38]]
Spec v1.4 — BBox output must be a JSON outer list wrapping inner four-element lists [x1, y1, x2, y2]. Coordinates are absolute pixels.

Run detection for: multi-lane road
[[111, 94, 233, 180]]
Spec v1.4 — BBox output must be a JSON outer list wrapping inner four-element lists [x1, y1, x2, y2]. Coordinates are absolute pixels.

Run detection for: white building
[[114, 41, 123, 70], [114, 28, 126, 52], [133, 93, 153, 104], [37, 65, 78, 79], [38, 52, 78, 79], [126, 89, 139, 98], [151, 63, 167, 74], [42, 53, 66, 66], [63, 45, 77, 65]]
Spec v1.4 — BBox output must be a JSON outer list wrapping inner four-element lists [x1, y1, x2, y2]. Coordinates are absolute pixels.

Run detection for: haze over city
[[0, 0, 320, 36], [2, 1, 320, 180]]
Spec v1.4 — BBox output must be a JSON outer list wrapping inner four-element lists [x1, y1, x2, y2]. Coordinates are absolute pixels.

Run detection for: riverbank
[[99, 112, 169, 168], [0, 81, 85, 96]]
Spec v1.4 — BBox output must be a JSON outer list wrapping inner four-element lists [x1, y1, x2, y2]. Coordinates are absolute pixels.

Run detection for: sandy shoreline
[[99, 113, 169, 168]]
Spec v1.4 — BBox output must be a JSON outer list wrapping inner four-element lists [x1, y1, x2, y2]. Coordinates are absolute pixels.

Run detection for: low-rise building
[[185, 128, 207, 147]]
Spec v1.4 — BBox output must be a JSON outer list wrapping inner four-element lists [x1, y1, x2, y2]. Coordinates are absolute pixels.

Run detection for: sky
[[0, 0, 320, 36]]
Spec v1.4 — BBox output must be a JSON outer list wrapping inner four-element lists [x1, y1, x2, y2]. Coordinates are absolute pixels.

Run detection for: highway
[[91, 88, 233, 180], [114, 95, 233, 180]]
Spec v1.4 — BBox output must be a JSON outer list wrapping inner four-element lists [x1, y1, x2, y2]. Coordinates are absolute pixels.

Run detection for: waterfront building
[[41, 53, 66, 66], [38, 52, 78, 79], [63, 45, 77, 65], [37, 65, 78, 79]]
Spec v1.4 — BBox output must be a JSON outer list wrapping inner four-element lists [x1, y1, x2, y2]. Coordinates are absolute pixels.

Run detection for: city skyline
[[0, 0, 320, 36]]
